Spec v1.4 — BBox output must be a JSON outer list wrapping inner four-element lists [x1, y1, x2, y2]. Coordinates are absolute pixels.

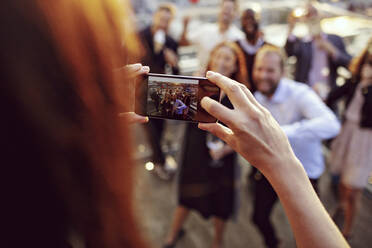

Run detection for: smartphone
[[135, 73, 220, 123]]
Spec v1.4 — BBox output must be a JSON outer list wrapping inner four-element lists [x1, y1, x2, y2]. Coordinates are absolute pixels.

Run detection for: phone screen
[[135, 73, 220, 123]]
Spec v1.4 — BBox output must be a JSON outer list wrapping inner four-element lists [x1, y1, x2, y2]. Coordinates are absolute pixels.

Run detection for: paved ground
[[131, 121, 372, 248]]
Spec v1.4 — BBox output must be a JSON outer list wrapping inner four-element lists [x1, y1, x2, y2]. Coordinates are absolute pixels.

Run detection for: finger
[[128, 65, 150, 78], [114, 63, 141, 73], [118, 112, 149, 124], [114, 64, 150, 78], [206, 71, 262, 116], [200, 97, 234, 126], [238, 84, 265, 112], [206, 71, 248, 109], [126, 63, 142, 71], [198, 123, 234, 146]]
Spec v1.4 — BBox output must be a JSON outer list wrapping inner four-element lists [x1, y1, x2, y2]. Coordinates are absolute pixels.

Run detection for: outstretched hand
[[198, 71, 296, 175]]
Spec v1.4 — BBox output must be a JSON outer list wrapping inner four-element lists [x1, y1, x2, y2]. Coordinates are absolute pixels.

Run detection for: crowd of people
[[1, 0, 371, 248], [137, 1, 371, 248], [148, 87, 196, 120]]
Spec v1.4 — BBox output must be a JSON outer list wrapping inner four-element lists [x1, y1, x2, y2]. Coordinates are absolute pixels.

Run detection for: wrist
[[260, 150, 305, 186], [267, 157, 309, 199]]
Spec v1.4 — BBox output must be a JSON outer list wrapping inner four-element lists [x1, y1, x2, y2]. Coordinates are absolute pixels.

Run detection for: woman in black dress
[[164, 42, 249, 248]]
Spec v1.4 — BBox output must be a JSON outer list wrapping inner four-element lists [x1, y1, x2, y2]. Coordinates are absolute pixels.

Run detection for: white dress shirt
[[255, 78, 341, 179]]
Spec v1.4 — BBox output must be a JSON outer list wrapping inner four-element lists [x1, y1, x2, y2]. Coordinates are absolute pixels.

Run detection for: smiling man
[[250, 45, 341, 248]]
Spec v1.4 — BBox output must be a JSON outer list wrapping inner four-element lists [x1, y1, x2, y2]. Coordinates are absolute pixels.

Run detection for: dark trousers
[[144, 119, 165, 165], [250, 169, 319, 248]]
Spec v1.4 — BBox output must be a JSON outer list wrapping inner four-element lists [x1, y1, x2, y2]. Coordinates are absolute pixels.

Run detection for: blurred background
[[129, 0, 372, 247]]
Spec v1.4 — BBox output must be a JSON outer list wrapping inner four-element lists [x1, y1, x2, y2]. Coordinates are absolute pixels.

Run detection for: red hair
[[206, 41, 250, 89], [1, 0, 147, 247], [349, 37, 372, 83]]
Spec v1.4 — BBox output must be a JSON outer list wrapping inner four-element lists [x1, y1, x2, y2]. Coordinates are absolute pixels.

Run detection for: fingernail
[[130, 63, 142, 70], [145, 117, 149, 122], [206, 71, 215, 77], [200, 96, 211, 107], [142, 66, 150, 72]]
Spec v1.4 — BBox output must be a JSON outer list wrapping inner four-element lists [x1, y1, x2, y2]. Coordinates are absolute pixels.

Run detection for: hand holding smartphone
[[135, 73, 221, 123]]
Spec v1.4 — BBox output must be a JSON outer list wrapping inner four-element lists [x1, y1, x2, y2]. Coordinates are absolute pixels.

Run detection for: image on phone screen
[[147, 75, 198, 121], [135, 73, 220, 123]]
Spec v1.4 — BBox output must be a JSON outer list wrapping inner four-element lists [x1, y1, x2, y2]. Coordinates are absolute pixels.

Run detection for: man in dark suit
[[139, 4, 179, 75], [139, 4, 179, 180], [285, 4, 351, 102]]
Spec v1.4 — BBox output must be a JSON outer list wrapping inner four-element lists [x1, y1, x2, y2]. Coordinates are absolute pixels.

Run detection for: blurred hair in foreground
[[0, 0, 147, 247]]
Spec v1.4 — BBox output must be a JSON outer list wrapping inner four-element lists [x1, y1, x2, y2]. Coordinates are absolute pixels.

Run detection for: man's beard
[[257, 79, 279, 98]]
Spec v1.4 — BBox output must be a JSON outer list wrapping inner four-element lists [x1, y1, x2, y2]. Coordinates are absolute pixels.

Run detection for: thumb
[[119, 112, 149, 124]]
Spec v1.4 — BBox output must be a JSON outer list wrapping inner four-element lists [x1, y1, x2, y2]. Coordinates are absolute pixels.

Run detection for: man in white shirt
[[250, 45, 340, 248], [180, 0, 244, 72]]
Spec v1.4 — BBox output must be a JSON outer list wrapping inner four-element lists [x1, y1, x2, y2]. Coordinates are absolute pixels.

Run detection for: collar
[[239, 37, 264, 55]]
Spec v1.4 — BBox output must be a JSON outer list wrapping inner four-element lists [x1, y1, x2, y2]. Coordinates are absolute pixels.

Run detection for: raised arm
[[198, 71, 349, 248], [327, 35, 352, 68], [179, 16, 191, 46], [326, 79, 353, 108], [284, 13, 301, 57]]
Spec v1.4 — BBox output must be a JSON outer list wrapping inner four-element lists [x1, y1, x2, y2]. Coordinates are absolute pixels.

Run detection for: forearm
[[326, 82, 351, 107], [264, 155, 349, 248], [283, 91, 341, 141], [329, 38, 351, 68], [331, 49, 351, 68], [282, 117, 340, 141], [179, 30, 190, 46]]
